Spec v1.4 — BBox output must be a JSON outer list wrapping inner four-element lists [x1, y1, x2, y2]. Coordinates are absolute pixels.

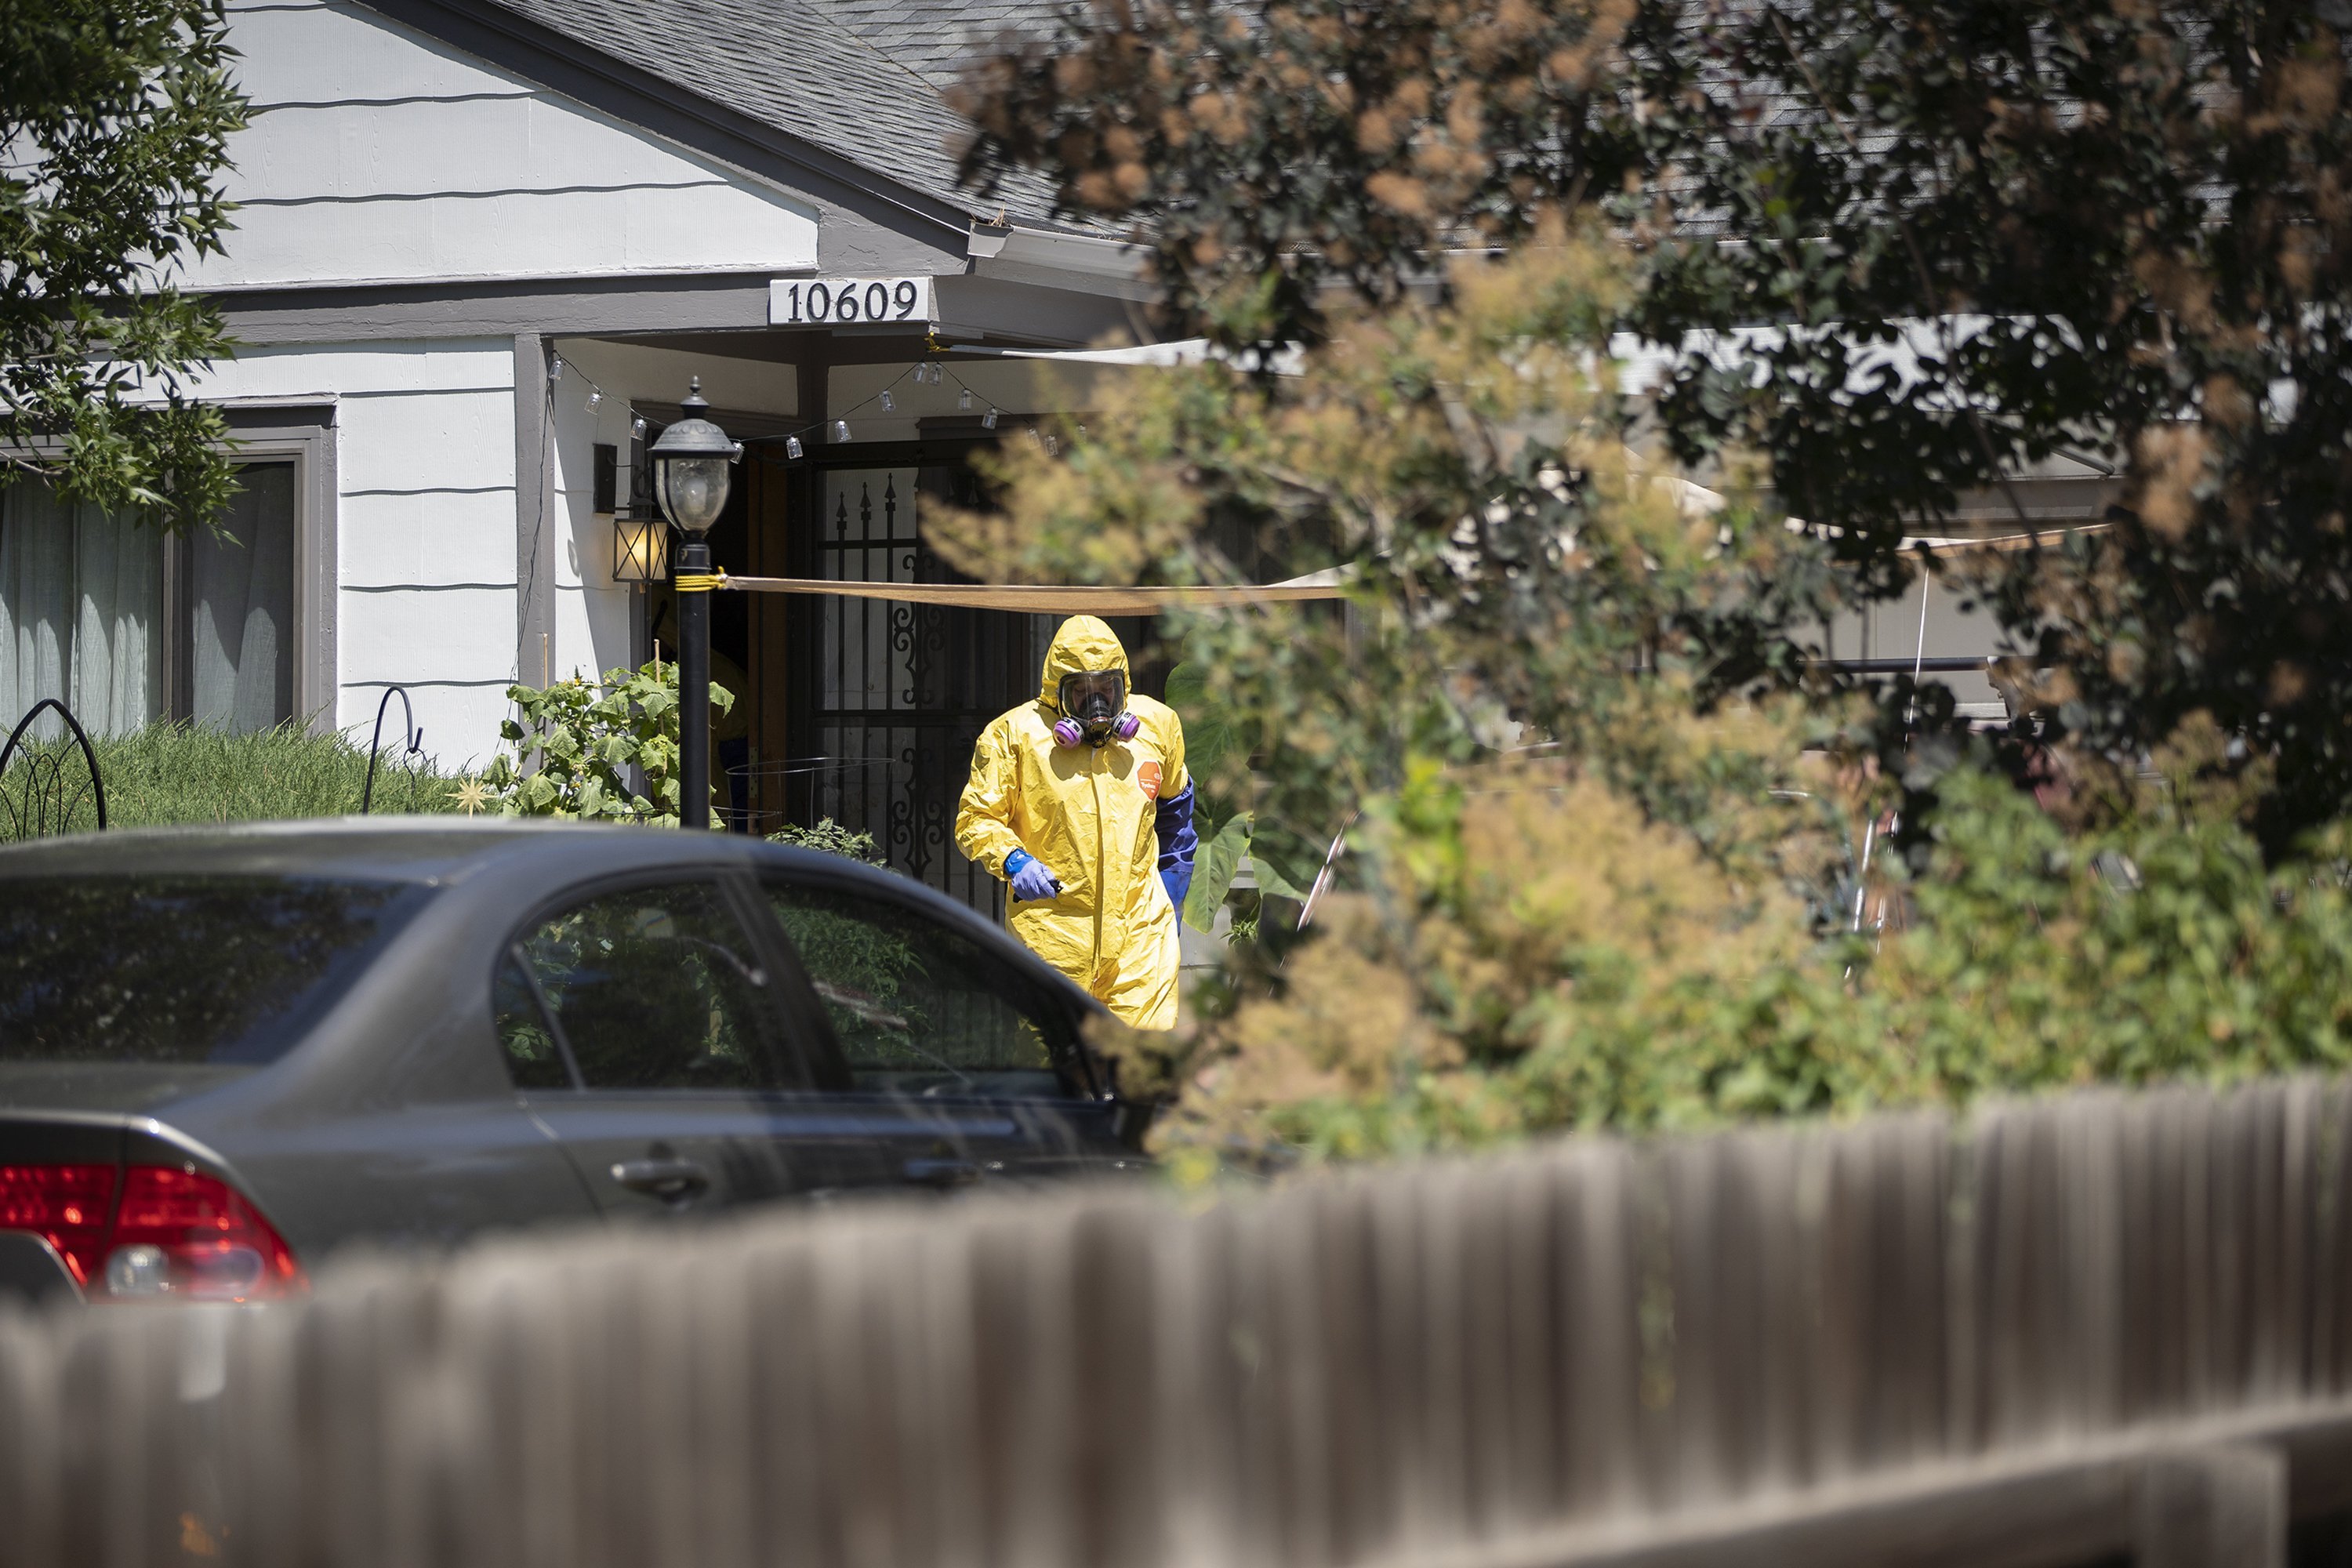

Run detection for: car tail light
[[0, 1163, 120, 1287], [101, 1167, 304, 1301], [0, 1162, 304, 1302]]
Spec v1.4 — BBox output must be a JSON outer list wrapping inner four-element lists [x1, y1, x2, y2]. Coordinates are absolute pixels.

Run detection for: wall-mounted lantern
[[611, 509, 669, 584]]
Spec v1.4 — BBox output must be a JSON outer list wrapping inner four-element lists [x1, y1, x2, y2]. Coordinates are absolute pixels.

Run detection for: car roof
[[0, 818, 861, 889]]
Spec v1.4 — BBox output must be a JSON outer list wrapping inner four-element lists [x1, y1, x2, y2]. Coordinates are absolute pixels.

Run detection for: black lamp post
[[647, 377, 740, 829]]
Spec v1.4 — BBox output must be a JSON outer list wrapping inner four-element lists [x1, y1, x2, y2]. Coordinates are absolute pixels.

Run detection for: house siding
[[201, 0, 822, 289], [183, 340, 521, 763]]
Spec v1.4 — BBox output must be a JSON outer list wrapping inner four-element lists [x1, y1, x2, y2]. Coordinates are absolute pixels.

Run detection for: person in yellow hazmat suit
[[955, 616, 1196, 1030]]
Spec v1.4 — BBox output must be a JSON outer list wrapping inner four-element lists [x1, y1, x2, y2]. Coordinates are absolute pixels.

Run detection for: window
[[0, 463, 296, 737], [766, 882, 1074, 1098], [492, 956, 572, 1090], [0, 876, 434, 1069], [188, 463, 296, 733], [510, 881, 779, 1091]]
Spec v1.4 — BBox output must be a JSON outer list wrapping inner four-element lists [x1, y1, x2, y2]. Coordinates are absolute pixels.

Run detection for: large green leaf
[[1184, 811, 1254, 931]]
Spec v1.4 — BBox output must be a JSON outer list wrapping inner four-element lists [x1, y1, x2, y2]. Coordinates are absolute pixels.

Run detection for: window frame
[[493, 868, 812, 1096], [198, 407, 337, 733], [754, 865, 1107, 1102]]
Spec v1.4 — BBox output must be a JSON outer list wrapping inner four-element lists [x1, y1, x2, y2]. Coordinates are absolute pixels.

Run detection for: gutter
[[967, 222, 1154, 299]]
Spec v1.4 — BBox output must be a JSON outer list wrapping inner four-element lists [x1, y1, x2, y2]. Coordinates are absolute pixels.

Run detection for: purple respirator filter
[[1053, 712, 1142, 747]]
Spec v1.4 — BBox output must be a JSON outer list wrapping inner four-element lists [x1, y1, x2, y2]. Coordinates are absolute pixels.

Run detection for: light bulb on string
[[786, 434, 804, 459], [982, 407, 998, 430], [834, 419, 851, 443], [959, 387, 973, 411], [880, 390, 895, 412], [587, 388, 603, 412], [630, 416, 648, 440], [550, 358, 565, 384]]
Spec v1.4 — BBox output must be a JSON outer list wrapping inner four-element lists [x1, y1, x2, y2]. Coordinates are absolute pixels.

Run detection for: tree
[[956, 1, 2352, 849], [951, 0, 1645, 357], [1632, 1, 2352, 851], [2, 0, 247, 528]]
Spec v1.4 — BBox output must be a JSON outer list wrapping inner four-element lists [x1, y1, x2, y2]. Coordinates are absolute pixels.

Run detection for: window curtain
[[191, 463, 296, 734], [0, 480, 162, 739]]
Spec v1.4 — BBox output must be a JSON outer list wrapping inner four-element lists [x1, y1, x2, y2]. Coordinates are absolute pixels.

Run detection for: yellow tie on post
[[672, 568, 728, 593]]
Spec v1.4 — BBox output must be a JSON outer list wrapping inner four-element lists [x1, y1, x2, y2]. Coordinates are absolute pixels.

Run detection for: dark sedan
[[0, 821, 1144, 1305]]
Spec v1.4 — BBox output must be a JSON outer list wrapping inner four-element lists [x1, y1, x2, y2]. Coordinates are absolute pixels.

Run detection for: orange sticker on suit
[[1137, 760, 1163, 800]]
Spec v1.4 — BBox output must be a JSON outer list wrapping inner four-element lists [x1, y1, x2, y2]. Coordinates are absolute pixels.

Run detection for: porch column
[[514, 332, 556, 688]]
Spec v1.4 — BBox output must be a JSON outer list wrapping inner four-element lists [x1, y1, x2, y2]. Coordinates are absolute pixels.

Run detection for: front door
[[788, 456, 1135, 919]]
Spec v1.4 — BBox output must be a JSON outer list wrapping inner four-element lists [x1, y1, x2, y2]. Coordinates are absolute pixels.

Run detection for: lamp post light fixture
[[647, 376, 741, 830]]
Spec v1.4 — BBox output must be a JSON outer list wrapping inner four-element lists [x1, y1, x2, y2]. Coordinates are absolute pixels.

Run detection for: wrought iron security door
[[793, 461, 1051, 918]]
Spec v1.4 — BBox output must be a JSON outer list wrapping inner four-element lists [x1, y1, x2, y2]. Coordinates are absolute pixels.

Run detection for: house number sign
[[769, 276, 937, 328]]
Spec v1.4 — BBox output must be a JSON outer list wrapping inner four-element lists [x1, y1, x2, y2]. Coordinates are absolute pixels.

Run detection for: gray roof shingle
[[481, 0, 1069, 224], [818, 1, 1067, 89]]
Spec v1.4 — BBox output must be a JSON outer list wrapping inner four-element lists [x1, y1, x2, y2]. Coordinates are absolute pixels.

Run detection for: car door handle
[[902, 1157, 983, 1189], [611, 1156, 711, 1203]]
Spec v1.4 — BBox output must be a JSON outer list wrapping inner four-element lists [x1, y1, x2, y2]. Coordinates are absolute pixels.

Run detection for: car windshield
[[0, 875, 434, 1070]]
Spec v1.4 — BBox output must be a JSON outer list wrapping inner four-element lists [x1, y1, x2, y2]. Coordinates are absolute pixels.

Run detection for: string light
[[879, 390, 895, 412], [833, 419, 851, 442], [587, 387, 602, 412], [786, 434, 804, 459], [630, 416, 648, 440], [982, 407, 999, 430], [959, 387, 973, 411], [550, 359, 564, 384]]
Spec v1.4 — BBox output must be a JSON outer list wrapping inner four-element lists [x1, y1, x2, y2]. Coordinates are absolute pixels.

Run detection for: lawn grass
[[0, 720, 463, 833]]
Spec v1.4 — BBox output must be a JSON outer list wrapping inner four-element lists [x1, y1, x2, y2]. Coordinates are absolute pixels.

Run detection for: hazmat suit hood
[[1039, 616, 1131, 711]]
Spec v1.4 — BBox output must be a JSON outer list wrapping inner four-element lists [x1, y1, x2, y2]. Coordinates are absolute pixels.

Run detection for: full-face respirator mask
[[1053, 670, 1140, 747]]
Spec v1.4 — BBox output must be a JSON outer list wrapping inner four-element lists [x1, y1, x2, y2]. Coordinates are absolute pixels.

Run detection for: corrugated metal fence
[[4, 1077, 2351, 1567]]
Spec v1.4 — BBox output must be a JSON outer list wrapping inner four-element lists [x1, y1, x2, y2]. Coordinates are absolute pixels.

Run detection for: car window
[[492, 955, 573, 1090], [0, 875, 434, 1073], [766, 881, 1076, 1098], [514, 881, 779, 1091]]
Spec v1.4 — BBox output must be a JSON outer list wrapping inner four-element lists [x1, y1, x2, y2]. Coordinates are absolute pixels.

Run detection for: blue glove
[[1156, 781, 1196, 913], [1006, 849, 1062, 902]]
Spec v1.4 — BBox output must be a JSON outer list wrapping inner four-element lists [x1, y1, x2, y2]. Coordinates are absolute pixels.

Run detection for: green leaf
[[1185, 811, 1253, 931]]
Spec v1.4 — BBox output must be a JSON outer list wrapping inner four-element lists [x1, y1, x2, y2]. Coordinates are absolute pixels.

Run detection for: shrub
[[1131, 756, 2352, 1181], [766, 818, 884, 865], [483, 659, 731, 823]]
